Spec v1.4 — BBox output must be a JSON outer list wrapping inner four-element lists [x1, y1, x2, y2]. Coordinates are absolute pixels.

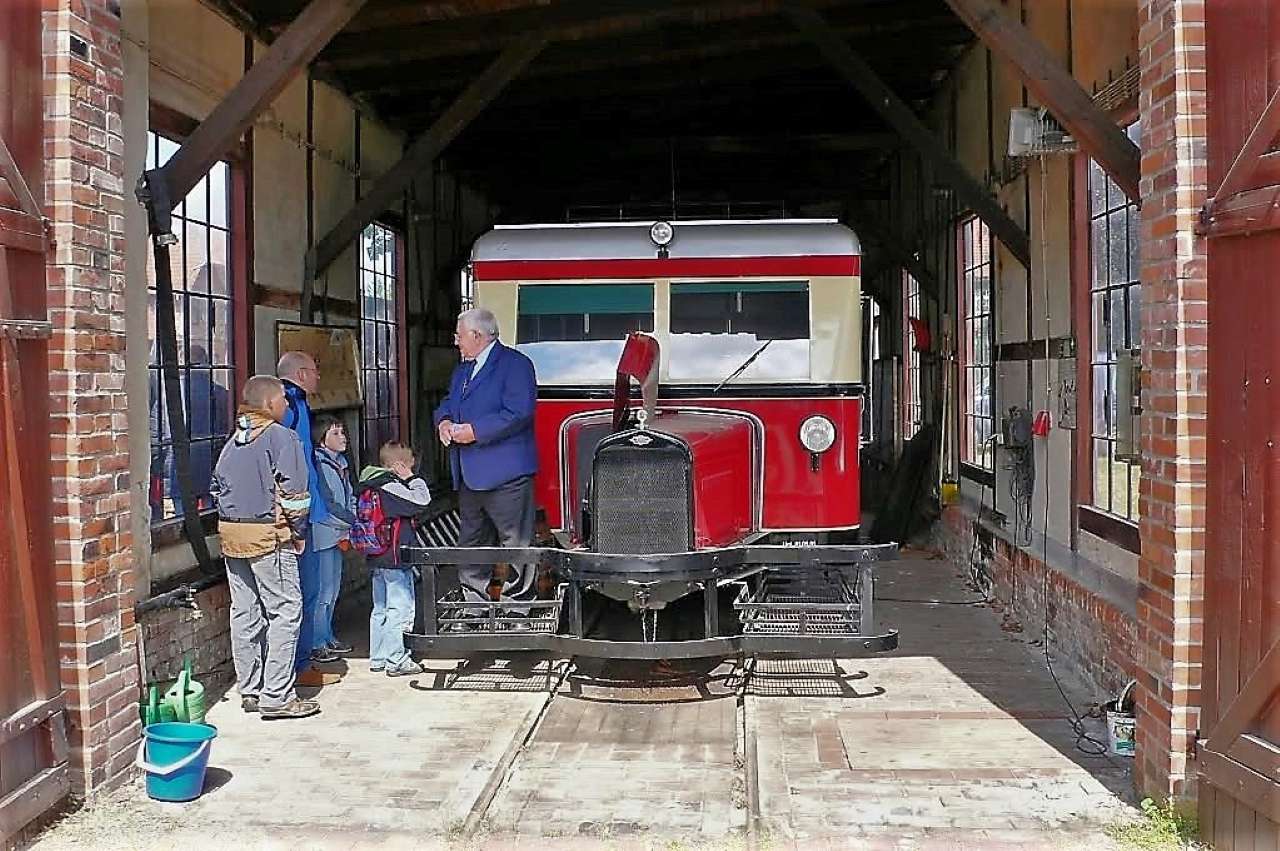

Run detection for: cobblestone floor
[[30, 554, 1136, 850]]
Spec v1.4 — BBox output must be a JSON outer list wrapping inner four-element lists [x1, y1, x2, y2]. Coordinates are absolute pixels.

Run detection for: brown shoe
[[260, 698, 320, 720], [296, 666, 343, 687]]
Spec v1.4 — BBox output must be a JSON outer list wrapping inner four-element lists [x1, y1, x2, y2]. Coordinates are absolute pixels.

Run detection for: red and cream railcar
[[471, 219, 866, 548], [408, 219, 898, 660]]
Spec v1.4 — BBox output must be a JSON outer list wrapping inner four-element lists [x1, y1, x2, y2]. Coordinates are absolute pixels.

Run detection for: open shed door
[[1200, 3, 1280, 846], [0, 1, 68, 842]]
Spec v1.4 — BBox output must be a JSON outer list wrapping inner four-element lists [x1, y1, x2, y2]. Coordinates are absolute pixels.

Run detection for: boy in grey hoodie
[[212, 375, 318, 720]]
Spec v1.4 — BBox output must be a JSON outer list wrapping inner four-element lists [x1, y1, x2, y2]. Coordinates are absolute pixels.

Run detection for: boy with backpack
[[355, 441, 431, 677]]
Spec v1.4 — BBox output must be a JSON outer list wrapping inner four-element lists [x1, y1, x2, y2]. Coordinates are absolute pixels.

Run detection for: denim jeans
[[313, 546, 344, 649], [295, 542, 320, 672], [369, 567, 415, 669]]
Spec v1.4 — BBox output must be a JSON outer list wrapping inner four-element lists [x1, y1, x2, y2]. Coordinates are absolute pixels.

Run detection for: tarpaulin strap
[[140, 169, 217, 574]]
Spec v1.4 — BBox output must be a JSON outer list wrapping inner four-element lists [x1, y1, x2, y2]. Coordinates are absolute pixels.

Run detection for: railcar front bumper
[[402, 543, 900, 659]]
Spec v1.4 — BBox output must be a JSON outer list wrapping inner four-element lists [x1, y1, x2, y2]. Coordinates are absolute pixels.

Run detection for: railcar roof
[[471, 219, 861, 263]]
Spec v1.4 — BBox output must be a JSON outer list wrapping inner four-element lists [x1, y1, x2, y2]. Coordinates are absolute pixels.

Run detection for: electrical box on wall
[[1056, 357, 1077, 430], [1115, 348, 1142, 461]]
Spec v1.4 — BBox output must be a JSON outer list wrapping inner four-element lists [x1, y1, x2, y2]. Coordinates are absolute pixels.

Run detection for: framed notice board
[[276, 322, 362, 411]]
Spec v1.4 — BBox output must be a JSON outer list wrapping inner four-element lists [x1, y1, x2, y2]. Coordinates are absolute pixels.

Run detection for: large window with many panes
[[359, 222, 403, 462], [959, 216, 995, 471], [1087, 122, 1142, 522], [145, 130, 237, 527], [902, 272, 923, 438]]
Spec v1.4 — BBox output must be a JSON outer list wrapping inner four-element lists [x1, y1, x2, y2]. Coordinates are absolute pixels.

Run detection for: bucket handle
[[134, 737, 211, 776]]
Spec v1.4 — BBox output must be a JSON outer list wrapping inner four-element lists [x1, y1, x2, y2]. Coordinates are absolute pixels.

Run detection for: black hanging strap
[[138, 169, 217, 574]]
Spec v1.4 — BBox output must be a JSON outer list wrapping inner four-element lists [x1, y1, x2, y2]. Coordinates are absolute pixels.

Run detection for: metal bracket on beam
[[942, 0, 1140, 203], [787, 5, 1031, 269]]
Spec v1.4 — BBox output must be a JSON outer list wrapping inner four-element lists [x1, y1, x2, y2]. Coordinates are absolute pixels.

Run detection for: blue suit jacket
[[433, 341, 538, 492]]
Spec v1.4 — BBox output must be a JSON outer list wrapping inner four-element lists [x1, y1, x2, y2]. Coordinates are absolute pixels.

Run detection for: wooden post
[[788, 6, 1032, 269], [305, 33, 547, 309], [942, 0, 1141, 203]]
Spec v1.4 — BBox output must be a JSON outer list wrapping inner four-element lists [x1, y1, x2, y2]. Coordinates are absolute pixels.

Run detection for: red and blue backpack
[[351, 488, 402, 560]]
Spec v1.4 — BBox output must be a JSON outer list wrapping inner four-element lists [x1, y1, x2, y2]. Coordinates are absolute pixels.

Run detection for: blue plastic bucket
[[136, 722, 217, 802]]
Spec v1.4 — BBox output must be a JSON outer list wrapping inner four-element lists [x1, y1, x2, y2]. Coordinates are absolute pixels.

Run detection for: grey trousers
[[457, 475, 536, 605], [226, 547, 301, 710]]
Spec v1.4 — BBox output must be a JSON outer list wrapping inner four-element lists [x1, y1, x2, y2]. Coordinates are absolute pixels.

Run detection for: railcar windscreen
[[515, 283, 654, 383], [668, 281, 810, 382]]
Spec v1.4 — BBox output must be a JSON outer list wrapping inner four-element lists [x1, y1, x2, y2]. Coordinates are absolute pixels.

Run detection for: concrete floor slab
[[31, 556, 1137, 850]]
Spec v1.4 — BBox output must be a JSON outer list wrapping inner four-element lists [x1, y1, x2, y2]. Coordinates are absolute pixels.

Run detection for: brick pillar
[[43, 0, 142, 796], [1136, 0, 1208, 802]]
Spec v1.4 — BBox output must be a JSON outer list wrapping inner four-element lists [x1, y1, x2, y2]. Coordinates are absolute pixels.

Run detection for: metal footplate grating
[[435, 584, 566, 635], [733, 567, 868, 638]]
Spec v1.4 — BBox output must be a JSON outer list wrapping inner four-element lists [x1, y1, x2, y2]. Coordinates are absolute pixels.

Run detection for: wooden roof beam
[[321, 0, 791, 70], [305, 33, 547, 315], [787, 5, 1031, 268], [346, 17, 967, 98], [159, 0, 367, 201], [943, 0, 1140, 203]]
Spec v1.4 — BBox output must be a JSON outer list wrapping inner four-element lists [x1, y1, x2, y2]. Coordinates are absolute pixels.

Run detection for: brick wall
[[42, 0, 141, 796], [1135, 0, 1208, 802], [139, 582, 233, 687], [139, 556, 371, 695], [934, 508, 1137, 700]]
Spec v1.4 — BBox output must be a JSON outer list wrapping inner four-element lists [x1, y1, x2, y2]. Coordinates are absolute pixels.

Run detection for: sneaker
[[326, 640, 355, 655], [296, 666, 343, 687], [260, 698, 320, 720], [385, 659, 424, 678], [310, 646, 339, 663], [241, 696, 259, 713], [369, 664, 385, 673]]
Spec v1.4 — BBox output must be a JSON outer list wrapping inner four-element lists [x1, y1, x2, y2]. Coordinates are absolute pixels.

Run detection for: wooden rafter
[[942, 0, 1141, 203], [305, 33, 547, 310], [159, 0, 367, 201], [787, 6, 1031, 268]]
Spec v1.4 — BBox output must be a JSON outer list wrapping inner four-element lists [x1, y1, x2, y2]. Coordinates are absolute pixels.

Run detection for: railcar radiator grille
[[591, 437, 692, 554]]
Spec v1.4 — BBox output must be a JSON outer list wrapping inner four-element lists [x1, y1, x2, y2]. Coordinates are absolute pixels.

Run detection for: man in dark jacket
[[433, 308, 539, 606], [277, 350, 341, 687]]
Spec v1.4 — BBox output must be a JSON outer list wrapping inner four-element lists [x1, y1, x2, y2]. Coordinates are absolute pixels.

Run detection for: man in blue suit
[[434, 308, 539, 604]]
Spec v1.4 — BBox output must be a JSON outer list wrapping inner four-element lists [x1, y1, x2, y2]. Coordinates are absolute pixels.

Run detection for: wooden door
[[1200, 2, 1280, 847], [0, 1, 68, 843]]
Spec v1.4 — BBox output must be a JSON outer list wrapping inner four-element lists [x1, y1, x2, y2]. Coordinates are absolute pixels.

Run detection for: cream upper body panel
[[470, 220, 862, 386]]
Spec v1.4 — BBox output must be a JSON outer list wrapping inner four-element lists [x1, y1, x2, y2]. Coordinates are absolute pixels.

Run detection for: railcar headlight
[[649, 220, 674, 247], [799, 415, 837, 454]]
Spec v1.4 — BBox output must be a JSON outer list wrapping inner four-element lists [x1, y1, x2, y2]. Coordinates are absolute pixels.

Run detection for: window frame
[[146, 104, 251, 549], [357, 221, 409, 464], [901, 271, 923, 440], [1073, 116, 1142, 553], [957, 215, 996, 476]]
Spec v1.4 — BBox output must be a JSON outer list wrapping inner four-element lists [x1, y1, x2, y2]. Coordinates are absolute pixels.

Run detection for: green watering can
[[140, 659, 206, 726]]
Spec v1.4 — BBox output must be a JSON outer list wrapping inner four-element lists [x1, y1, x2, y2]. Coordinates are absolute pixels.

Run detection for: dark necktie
[[462, 360, 476, 392]]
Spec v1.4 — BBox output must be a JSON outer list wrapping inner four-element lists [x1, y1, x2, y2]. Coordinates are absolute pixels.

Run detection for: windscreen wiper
[[713, 338, 774, 393]]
